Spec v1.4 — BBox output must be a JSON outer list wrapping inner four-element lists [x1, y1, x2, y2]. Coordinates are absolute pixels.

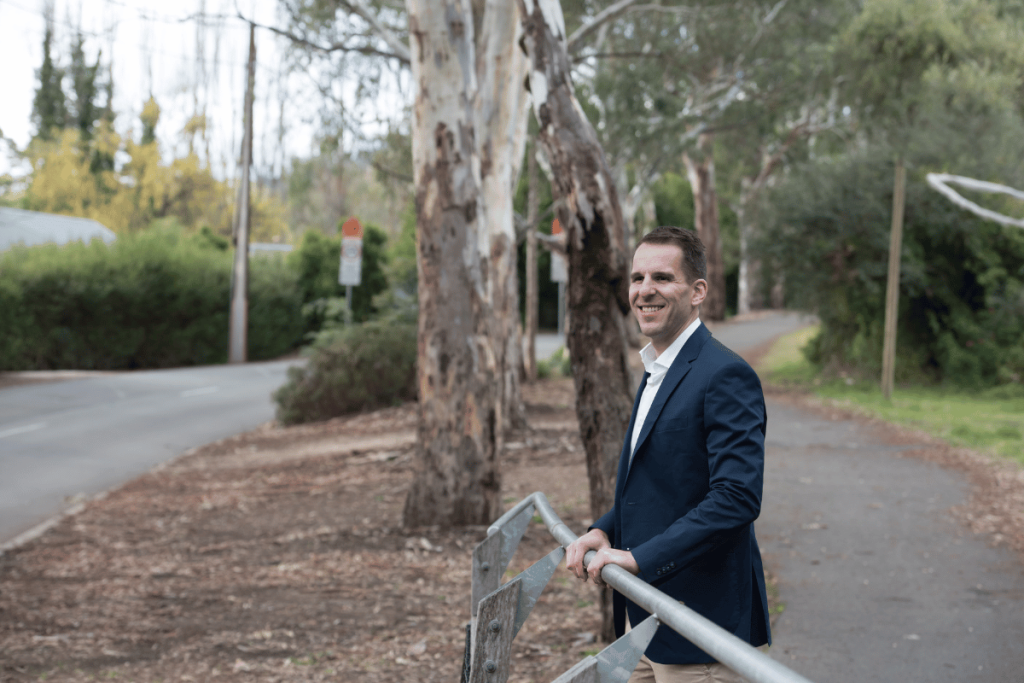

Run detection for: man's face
[[629, 242, 707, 354]]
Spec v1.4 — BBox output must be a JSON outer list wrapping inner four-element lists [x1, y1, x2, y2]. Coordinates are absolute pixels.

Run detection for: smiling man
[[565, 226, 771, 683]]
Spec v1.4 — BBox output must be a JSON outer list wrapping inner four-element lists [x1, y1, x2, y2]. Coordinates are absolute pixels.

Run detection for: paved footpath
[[759, 399, 1024, 682]]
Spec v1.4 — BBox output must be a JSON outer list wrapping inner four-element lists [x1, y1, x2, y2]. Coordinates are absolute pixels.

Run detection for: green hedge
[[273, 321, 417, 424], [0, 228, 304, 370]]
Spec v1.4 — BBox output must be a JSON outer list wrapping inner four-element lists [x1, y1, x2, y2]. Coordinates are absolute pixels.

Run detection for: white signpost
[[339, 217, 363, 322], [550, 219, 567, 337]]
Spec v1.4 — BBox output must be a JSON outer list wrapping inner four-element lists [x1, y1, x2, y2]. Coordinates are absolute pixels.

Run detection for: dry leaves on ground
[[0, 379, 610, 683]]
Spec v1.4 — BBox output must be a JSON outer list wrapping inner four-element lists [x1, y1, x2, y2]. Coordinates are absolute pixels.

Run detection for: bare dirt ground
[[0, 379, 638, 683]]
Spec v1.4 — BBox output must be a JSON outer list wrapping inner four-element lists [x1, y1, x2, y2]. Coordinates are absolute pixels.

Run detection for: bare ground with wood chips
[[0, 379, 659, 683]]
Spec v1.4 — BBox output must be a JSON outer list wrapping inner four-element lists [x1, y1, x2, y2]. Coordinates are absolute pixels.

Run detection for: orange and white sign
[[339, 218, 363, 286], [550, 218, 567, 283]]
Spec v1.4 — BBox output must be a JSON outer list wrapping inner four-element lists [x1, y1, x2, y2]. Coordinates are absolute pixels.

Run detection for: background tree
[[31, 8, 67, 141], [758, 0, 1024, 387]]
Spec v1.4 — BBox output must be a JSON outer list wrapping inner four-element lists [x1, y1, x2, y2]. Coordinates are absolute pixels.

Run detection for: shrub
[[758, 149, 1024, 389], [536, 346, 572, 379], [273, 321, 417, 425], [287, 223, 389, 331], [0, 227, 304, 369]]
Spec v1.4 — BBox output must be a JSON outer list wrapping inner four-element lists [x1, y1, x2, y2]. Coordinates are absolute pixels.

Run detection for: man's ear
[[691, 279, 708, 306]]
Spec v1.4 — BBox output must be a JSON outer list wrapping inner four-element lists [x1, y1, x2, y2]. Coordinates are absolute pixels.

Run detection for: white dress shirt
[[629, 317, 702, 463]]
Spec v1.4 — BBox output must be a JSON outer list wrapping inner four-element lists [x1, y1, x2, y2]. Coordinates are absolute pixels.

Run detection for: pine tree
[[31, 16, 66, 141], [68, 33, 102, 141]]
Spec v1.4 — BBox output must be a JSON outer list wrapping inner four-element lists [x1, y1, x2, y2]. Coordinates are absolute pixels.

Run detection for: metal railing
[[463, 491, 816, 683]]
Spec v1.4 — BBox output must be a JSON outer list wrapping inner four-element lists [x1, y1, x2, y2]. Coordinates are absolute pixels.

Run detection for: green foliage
[[761, 326, 1024, 465], [68, 32, 103, 141], [651, 171, 740, 314], [652, 173, 696, 230], [272, 321, 417, 425], [536, 346, 572, 379], [758, 149, 1024, 388], [0, 227, 303, 370], [836, 0, 1024, 140], [288, 223, 390, 330], [32, 22, 66, 141], [386, 203, 417, 297]]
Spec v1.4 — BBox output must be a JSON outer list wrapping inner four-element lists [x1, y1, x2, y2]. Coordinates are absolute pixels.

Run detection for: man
[[565, 226, 770, 683]]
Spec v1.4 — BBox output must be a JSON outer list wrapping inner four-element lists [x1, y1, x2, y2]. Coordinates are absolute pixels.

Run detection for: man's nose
[[637, 276, 655, 297]]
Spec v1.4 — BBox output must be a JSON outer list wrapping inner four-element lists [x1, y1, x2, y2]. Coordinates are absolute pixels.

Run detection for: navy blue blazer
[[592, 323, 771, 665]]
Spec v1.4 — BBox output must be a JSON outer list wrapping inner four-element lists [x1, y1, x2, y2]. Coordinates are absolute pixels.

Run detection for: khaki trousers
[[625, 615, 746, 683]]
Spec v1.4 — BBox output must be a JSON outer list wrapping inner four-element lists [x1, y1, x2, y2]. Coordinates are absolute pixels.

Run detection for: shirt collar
[[639, 317, 702, 378]]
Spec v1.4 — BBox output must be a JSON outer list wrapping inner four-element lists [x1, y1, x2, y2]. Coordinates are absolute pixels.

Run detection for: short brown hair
[[636, 226, 707, 283]]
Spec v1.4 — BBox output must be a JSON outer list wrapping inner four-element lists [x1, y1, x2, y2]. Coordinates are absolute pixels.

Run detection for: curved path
[[704, 312, 1024, 682], [760, 401, 1024, 682]]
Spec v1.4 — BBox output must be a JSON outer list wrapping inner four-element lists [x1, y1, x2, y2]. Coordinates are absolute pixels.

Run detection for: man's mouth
[[638, 305, 664, 314]]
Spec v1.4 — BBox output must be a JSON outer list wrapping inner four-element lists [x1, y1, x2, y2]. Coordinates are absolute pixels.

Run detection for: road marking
[[180, 386, 219, 398], [0, 423, 46, 440]]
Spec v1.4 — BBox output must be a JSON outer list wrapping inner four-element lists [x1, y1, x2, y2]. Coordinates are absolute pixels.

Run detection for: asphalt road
[[0, 360, 298, 544], [760, 403, 1024, 683]]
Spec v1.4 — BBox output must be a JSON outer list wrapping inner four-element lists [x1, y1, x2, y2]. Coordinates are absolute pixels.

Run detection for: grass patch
[[758, 325, 821, 386], [760, 325, 1024, 465]]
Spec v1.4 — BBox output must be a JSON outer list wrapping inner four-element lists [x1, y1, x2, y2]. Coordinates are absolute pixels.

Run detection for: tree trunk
[[525, 143, 539, 382], [402, 0, 502, 527], [517, 0, 635, 643], [736, 177, 756, 315], [683, 135, 727, 321], [475, 0, 530, 430]]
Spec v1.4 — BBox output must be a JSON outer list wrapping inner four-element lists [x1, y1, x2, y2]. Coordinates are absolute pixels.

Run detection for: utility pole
[[880, 158, 906, 400], [229, 23, 256, 364]]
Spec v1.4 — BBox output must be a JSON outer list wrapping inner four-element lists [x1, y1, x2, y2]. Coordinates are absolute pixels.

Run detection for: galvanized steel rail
[[465, 491, 815, 683]]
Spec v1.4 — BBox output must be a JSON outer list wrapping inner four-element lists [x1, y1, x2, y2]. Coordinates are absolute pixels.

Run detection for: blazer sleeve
[[629, 360, 766, 580]]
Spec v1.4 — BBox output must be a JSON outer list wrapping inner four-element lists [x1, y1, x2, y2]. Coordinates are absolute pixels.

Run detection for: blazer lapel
[[629, 324, 712, 461]]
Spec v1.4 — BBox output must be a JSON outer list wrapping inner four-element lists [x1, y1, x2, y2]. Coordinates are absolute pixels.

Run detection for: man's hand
[[584, 547, 639, 586], [566, 529, 640, 586], [566, 529, 610, 582]]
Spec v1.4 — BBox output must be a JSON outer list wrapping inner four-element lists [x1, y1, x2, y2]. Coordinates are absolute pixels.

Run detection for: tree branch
[[337, 0, 412, 64], [567, 0, 639, 55], [236, 7, 410, 64]]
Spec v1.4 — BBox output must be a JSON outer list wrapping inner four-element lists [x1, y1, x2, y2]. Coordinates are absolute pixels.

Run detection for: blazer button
[[656, 569, 662, 576]]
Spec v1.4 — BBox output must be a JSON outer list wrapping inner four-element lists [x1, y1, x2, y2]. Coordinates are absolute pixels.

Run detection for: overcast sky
[[0, 0, 405, 180]]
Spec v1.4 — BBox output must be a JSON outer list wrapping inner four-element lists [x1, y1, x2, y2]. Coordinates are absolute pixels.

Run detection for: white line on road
[[180, 386, 219, 398], [0, 423, 46, 439]]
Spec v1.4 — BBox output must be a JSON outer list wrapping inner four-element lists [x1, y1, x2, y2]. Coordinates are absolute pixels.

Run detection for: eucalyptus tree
[[572, 0, 849, 319], [268, 0, 649, 527]]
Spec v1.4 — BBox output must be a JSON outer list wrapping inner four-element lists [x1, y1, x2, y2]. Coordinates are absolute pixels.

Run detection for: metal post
[[345, 284, 353, 325]]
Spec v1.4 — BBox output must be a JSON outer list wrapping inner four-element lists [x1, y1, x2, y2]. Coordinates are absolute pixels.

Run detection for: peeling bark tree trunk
[[517, 0, 635, 643], [402, 0, 502, 527], [475, 0, 531, 430], [683, 135, 727, 321]]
